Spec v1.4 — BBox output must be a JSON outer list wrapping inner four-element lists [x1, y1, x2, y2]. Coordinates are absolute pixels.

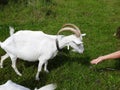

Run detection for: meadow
[[0, 0, 120, 90]]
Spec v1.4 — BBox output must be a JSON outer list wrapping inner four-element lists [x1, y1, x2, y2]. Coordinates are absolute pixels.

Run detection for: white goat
[[0, 80, 56, 90], [0, 24, 86, 80]]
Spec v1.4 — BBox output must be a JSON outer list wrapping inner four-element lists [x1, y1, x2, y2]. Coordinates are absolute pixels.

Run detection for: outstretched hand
[[90, 56, 103, 64]]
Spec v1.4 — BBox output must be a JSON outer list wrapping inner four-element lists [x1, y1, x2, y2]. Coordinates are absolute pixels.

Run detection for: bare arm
[[90, 51, 120, 64]]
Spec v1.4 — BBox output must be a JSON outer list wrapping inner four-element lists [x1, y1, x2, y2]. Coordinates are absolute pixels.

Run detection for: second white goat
[[0, 80, 56, 90]]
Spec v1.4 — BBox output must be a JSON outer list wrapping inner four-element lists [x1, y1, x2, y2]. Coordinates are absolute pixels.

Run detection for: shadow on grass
[[48, 49, 91, 71], [93, 67, 119, 72], [19, 73, 48, 90], [14, 49, 90, 89], [91, 59, 120, 72]]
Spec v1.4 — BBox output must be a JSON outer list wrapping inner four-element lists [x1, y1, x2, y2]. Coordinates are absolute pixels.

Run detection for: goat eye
[[77, 44, 81, 45], [72, 41, 76, 44]]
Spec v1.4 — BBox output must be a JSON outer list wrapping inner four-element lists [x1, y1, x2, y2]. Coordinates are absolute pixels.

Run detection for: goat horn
[[62, 23, 81, 34], [57, 27, 80, 37]]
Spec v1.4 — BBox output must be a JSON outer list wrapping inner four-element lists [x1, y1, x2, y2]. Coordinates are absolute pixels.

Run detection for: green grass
[[0, 0, 120, 90]]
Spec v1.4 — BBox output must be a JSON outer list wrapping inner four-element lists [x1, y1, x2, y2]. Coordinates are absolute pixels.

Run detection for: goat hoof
[[35, 77, 40, 81], [0, 64, 3, 68], [0, 66, 3, 68], [17, 73, 22, 76], [45, 70, 49, 73], [19, 74, 22, 76]]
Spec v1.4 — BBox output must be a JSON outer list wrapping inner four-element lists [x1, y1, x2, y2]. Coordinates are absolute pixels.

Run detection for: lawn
[[0, 0, 120, 90]]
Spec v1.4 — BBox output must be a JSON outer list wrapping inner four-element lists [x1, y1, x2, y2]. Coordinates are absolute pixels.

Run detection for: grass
[[0, 0, 120, 90]]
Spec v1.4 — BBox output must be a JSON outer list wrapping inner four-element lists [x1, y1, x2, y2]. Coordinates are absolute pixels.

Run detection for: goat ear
[[67, 44, 70, 50], [80, 41, 83, 44], [81, 33, 86, 37]]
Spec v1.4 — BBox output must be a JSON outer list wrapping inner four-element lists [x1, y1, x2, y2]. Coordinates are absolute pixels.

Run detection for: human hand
[[90, 56, 103, 64]]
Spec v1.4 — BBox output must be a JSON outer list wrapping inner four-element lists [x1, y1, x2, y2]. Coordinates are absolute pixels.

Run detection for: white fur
[[0, 27, 85, 80], [0, 80, 30, 90], [35, 83, 57, 90], [0, 80, 56, 90], [9, 27, 15, 36]]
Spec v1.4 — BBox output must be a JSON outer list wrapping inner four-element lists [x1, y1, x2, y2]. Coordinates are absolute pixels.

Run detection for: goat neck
[[57, 35, 75, 49]]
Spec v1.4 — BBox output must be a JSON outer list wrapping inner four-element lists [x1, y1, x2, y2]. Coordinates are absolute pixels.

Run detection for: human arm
[[90, 51, 120, 64]]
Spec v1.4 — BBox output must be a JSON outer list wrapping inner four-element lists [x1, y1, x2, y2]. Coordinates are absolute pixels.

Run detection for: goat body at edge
[[0, 80, 57, 90]]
